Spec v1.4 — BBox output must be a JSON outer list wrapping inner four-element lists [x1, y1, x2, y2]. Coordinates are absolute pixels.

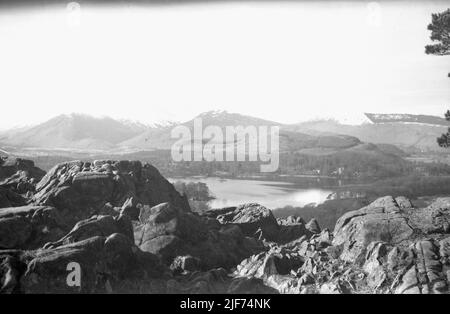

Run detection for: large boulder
[[211, 205, 314, 244], [0, 157, 45, 182], [0, 187, 27, 208], [394, 239, 448, 294], [408, 197, 450, 234], [166, 268, 278, 294], [32, 160, 190, 228], [333, 196, 450, 263], [333, 196, 415, 262], [319, 281, 351, 294], [120, 196, 140, 220], [277, 216, 312, 244], [0, 158, 45, 195], [170, 255, 201, 274], [363, 241, 388, 289], [0, 250, 32, 294], [305, 218, 321, 234], [20, 234, 165, 293], [235, 247, 304, 279], [0, 205, 66, 249], [215, 203, 280, 241], [135, 202, 265, 269], [43, 214, 134, 249]]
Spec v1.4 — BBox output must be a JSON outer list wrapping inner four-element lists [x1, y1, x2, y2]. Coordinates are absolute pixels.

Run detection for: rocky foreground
[[1, 157, 450, 294]]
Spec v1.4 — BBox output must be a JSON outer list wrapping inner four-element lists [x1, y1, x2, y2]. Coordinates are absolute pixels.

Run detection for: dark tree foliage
[[437, 126, 450, 148], [436, 101, 450, 150], [426, 10, 450, 147], [437, 110, 450, 148], [425, 9, 450, 56]]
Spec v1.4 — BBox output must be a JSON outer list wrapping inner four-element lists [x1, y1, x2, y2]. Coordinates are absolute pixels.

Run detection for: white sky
[[0, 1, 449, 129]]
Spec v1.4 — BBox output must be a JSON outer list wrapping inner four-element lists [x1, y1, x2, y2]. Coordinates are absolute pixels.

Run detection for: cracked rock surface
[[1, 157, 450, 294]]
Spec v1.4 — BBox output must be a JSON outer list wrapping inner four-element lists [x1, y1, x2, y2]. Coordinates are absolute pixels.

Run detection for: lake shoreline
[[169, 176, 334, 210]]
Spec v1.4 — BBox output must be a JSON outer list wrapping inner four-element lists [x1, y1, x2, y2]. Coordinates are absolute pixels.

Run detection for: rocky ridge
[[1, 157, 450, 294]]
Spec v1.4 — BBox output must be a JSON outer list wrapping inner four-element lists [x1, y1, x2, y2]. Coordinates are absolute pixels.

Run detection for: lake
[[169, 177, 333, 210]]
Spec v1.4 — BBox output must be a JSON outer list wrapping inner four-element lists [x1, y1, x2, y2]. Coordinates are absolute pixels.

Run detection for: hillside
[[2, 111, 436, 154], [0, 114, 150, 150], [0, 111, 414, 179], [288, 117, 448, 151], [119, 110, 283, 150], [120, 110, 364, 152]]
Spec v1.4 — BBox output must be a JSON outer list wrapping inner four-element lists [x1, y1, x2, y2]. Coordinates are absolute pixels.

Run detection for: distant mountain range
[[288, 113, 449, 152], [364, 113, 449, 126], [0, 111, 365, 154], [119, 110, 286, 150], [0, 113, 171, 151], [0, 111, 447, 153]]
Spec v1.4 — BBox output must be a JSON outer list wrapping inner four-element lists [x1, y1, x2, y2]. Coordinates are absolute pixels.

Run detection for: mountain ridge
[[364, 112, 449, 126], [288, 115, 448, 151], [0, 110, 445, 152]]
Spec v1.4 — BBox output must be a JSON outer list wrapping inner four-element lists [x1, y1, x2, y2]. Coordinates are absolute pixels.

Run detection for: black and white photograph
[[0, 0, 450, 299]]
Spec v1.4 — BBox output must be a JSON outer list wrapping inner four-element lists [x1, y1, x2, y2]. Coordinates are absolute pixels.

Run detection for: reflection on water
[[170, 177, 333, 210]]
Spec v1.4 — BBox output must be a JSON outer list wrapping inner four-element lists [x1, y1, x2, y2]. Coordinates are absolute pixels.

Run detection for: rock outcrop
[[34, 160, 189, 210], [135, 202, 265, 269], [333, 196, 450, 263], [214, 203, 280, 241], [207, 204, 311, 243], [0, 187, 27, 208], [166, 268, 278, 294], [21, 234, 165, 293], [2, 158, 450, 294], [32, 160, 190, 228], [0, 157, 45, 195], [333, 196, 415, 263], [0, 205, 66, 250], [231, 196, 450, 294]]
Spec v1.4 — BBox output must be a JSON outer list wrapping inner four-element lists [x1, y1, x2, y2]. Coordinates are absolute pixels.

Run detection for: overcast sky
[[0, 1, 449, 129]]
